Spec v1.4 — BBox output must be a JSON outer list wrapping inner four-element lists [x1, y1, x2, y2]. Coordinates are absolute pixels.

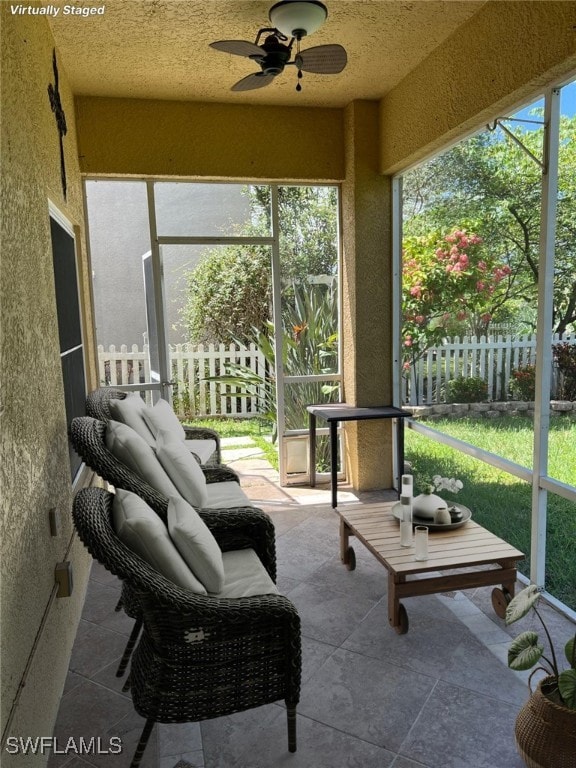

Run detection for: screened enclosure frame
[[392, 80, 576, 619]]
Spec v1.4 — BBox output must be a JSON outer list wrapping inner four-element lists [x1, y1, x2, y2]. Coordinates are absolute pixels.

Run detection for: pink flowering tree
[[402, 227, 511, 377]]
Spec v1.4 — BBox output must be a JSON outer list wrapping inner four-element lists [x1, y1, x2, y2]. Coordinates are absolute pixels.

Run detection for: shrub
[[446, 376, 488, 403], [509, 364, 536, 400], [553, 343, 576, 401]]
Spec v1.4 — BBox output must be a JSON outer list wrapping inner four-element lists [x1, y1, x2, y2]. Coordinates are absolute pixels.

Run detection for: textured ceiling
[[48, 0, 486, 108]]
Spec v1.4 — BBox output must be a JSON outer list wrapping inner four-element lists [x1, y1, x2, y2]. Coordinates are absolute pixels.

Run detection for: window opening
[[84, 179, 342, 485], [49, 206, 86, 481]]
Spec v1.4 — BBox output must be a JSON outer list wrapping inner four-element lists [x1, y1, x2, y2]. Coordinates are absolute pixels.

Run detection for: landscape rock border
[[405, 401, 576, 421]]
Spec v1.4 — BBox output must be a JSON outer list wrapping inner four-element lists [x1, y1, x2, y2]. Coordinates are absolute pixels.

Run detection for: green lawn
[[185, 416, 279, 469], [405, 417, 576, 612], [419, 416, 576, 486], [186, 414, 576, 611]]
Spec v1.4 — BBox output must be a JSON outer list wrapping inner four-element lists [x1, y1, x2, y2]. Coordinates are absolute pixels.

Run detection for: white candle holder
[[414, 526, 429, 561], [400, 520, 413, 547], [401, 474, 413, 498]]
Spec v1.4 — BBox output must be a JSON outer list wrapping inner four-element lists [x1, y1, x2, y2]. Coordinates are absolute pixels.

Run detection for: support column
[[341, 101, 393, 490]]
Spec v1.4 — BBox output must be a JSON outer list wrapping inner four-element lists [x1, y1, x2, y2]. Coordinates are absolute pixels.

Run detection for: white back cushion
[[155, 431, 208, 508], [109, 394, 156, 446], [112, 489, 206, 593], [142, 399, 185, 441], [105, 420, 180, 499], [167, 496, 224, 593]]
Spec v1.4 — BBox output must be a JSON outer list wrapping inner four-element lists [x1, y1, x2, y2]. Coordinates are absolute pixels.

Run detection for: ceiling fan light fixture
[[269, 0, 328, 40]]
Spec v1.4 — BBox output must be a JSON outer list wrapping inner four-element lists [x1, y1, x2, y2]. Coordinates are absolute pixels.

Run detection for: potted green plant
[[505, 584, 576, 767]]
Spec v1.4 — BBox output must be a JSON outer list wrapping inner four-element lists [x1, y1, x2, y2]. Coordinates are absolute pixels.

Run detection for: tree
[[403, 112, 576, 334], [183, 185, 338, 344], [252, 185, 338, 278], [403, 226, 511, 365], [182, 244, 271, 345]]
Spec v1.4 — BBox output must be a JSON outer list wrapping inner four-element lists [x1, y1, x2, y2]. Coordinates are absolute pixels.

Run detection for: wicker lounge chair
[[70, 416, 271, 676], [86, 387, 222, 465], [73, 487, 301, 767], [70, 416, 237, 510]]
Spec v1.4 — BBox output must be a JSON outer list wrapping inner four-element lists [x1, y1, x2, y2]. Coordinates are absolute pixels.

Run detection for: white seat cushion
[[167, 496, 224, 593], [112, 489, 207, 593], [105, 421, 180, 499], [205, 480, 253, 509], [185, 438, 218, 464], [142, 398, 186, 441], [215, 549, 278, 598], [109, 393, 156, 446], [155, 431, 209, 508]]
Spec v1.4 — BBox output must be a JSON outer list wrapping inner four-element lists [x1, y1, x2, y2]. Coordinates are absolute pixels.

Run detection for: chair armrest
[[183, 426, 220, 441], [140, 589, 300, 639], [203, 465, 239, 484], [198, 506, 276, 581], [183, 425, 222, 464]]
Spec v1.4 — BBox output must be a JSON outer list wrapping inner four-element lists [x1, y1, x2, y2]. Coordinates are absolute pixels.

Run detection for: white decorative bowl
[[412, 492, 448, 520]]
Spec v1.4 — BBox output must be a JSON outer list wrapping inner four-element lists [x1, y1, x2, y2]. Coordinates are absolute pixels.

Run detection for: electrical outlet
[[55, 561, 73, 598]]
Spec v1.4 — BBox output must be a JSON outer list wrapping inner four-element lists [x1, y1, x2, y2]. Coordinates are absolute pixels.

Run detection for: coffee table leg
[[501, 562, 517, 599], [388, 573, 409, 634], [492, 562, 517, 618]]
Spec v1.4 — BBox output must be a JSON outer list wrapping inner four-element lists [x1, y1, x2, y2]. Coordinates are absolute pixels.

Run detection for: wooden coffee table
[[339, 502, 524, 634]]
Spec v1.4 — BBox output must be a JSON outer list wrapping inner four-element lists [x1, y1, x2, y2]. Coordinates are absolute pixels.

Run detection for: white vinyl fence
[[403, 333, 576, 405], [99, 333, 576, 415], [98, 343, 267, 418]]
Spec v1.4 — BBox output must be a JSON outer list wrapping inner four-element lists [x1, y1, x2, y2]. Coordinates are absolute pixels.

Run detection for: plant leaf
[[565, 636, 576, 669], [508, 631, 544, 671], [558, 669, 576, 709], [505, 584, 541, 625]]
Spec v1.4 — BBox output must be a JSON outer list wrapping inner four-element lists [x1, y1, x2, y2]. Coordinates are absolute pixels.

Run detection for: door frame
[[85, 178, 343, 484]]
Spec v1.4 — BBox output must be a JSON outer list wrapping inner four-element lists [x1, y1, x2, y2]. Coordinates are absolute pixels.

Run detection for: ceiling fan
[[210, 0, 347, 92]]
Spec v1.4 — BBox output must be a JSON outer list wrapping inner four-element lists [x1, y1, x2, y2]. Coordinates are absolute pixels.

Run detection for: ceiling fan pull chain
[[295, 37, 303, 91]]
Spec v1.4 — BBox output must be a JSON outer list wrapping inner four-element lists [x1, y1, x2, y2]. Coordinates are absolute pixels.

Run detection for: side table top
[[307, 403, 411, 421]]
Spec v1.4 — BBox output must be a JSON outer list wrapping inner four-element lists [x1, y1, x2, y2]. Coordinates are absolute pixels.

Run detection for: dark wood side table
[[306, 403, 411, 508]]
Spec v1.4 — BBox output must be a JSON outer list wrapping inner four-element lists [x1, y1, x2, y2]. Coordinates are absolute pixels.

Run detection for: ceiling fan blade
[[210, 40, 264, 59], [297, 44, 347, 74], [231, 73, 275, 92]]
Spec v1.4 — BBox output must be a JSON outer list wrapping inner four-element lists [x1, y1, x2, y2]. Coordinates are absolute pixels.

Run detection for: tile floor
[[49, 438, 576, 768]]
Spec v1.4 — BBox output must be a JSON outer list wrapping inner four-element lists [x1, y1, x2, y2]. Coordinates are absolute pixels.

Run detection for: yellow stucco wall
[[380, 0, 576, 174], [75, 97, 345, 181], [0, 9, 94, 758]]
